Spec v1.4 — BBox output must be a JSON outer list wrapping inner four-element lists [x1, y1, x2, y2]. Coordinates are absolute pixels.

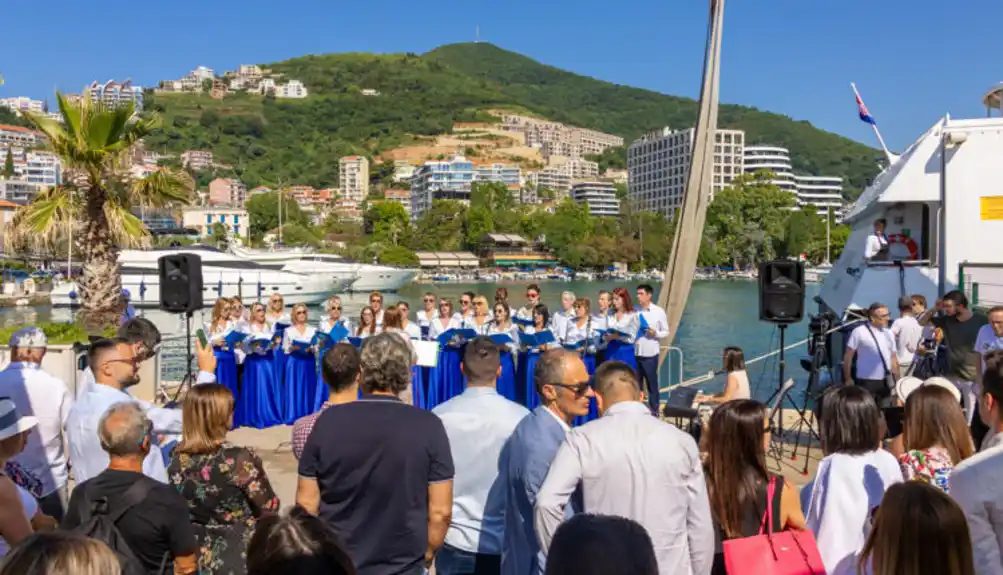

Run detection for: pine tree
[[2, 148, 13, 179]]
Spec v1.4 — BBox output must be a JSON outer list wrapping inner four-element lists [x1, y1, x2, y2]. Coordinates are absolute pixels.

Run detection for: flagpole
[[851, 82, 897, 165]]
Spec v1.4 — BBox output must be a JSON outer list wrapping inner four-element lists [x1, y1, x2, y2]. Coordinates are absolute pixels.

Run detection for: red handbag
[[722, 476, 827, 574]]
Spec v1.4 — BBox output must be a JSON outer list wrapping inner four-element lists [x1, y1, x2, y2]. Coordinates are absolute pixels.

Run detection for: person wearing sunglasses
[[320, 296, 352, 338], [416, 293, 438, 340], [844, 302, 900, 404], [535, 361, 716, 575], [368, 292, 385, 329], [282, 304, 319, 424], [515, 285, 542, 329]]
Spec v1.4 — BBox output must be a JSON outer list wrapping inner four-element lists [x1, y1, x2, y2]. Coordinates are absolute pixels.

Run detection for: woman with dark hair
[[518, 303, 558, 411], [602, 287, 639, 370], [803, 386, 903, 575], [544, 514, 658, 575], [696, 346, 751, 405], [859, 482, 973, 575], [898, 385, 974, 493], [703, 400, 805, 574], [355, 307, 378, 339], [247, 506, 356, 575], [169, 384, 279, 575]]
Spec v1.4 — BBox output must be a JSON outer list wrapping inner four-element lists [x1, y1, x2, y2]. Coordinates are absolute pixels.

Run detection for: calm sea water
[[0, 280, 822, 403]]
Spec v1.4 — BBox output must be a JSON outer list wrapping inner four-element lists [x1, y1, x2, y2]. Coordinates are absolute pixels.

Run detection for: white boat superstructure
[[231, 246, 417, 292], [50, 246, 349, 307], [819, 85, 1003, 317]]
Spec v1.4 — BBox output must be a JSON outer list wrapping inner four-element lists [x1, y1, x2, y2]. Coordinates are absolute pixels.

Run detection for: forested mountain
[[141, 42, 881, 197]]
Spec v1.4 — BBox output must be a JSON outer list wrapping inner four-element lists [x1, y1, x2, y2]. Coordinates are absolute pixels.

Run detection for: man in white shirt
[[0, 327, 73, 520], [635, 284, 670, 415], [951, 349, 1003, 575], [976, 307, 1003, 380], [843, 302, 899, 403], [863, 218, 890, 261], [890, 296, 924, 377]]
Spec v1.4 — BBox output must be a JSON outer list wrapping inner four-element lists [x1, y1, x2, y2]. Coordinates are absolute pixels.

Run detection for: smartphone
[[882, 406, 904, 439], [196, 328, 209, 348]]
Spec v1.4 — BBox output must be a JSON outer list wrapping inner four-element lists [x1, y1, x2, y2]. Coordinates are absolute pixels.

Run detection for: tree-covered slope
[[142, 43, 881, 197]]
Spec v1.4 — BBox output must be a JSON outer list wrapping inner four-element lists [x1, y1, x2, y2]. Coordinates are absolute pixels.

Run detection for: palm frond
[[130, 168, 195, 208], [3, 186, 79, 251], [103, 201, 151, 248]]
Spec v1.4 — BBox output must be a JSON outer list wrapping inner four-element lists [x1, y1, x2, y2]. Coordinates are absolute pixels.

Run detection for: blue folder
[[563, 340, 586, 351], [347, 337, 364, 348], [521, 330, 556, 348], [224, 331, 248, 349], [288, 340, 315, 358], [420, 325, 430, 340], [272, 322, 289, 345], [637, 313, 650, 338], [248, 337, 273, 352], [327, 322, 350, 343], [437, 328, 479, 346], [513, 316, 535, 327], [489, 333, 515, 346], [311, 331, 332, 348]]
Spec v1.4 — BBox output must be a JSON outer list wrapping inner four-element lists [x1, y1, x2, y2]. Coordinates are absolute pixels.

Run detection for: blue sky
[[1, 0, 997, 151]]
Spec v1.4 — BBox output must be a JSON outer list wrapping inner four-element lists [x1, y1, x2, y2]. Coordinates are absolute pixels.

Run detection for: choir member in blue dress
[[315, 295, 352, 411], [488, 301, 521, 403], [207, 298, 239, 399], [463, 295, 494, 334], [265, 293, 290, 393], [458, 291, 477, 323], [603, 287, 640, 371], [355, 306, 380, 339], [229, 296, 249, 397], [428, 298, 463, 409], [397, 301, 425, 408], [517, 304, 560, 411], [237, 303, 283, 428], [562, 297, 602, 424], [282, 303, 318, 424], [416, 292, 437, 335], [369, 291, 386, 329], [514, 284, 542, 326]]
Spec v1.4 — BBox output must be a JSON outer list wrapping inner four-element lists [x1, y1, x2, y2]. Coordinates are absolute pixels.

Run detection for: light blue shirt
[[66, 384, 169, 484], [433, 386, 530, 555]]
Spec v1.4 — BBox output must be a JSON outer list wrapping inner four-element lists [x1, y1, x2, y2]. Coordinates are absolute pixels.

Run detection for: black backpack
[[72, 480, 168, 575]]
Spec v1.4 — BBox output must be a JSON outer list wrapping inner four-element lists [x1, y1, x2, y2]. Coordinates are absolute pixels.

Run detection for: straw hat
[[0, 398, 38, 442], [895, 376, 962, 404]]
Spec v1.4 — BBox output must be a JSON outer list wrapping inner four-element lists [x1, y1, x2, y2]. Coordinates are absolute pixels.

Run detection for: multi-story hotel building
[[570, 181, 620, 217], [0, 180, 44, 203], [792, 175, 844, 216], [409, 155, 475, 220], [742, 146, 797, 192], [86, 80, 144, 110], [501, 115, 623, 160], [207, 178, 247, 206], [526, 167, 571, 201], [181, 150, 214, 171], [0, 97, 44, 116], [12, 151, 61, 187], [338, 156, 369, 202], [0, 125, 44, 148], [276, 80, 308, 99], [742, 145, 845, 216], [627, 127, 745, 217], [474, 163, 522, 187]]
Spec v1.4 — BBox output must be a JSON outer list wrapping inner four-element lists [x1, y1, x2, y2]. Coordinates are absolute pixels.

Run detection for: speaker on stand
[[758, 260, 806, 463], [158, 254, 204, 403]]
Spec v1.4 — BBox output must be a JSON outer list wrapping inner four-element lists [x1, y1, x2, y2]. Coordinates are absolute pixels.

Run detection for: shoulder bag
[[866, 326, 897, 393], [722, 476, 827, 574]]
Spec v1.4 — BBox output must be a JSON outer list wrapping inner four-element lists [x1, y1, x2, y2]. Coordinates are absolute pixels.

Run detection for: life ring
[[887, 234, 919, 260]]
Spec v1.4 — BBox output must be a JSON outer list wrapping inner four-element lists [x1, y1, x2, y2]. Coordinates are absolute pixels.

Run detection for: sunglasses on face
[[331, 306, 341, 311], [527, 292, 539, 298], [105, 357, 139, 368], [424, 298, 435, 302], [550, 381, 592, 396]]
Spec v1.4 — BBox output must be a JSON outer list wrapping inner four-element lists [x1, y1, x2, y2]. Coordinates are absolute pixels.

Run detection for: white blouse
[[487, 323, 521, 354], [562, 316, 602, 354], [282, 324, 317, 353], [243, 322, 274, 355], [463, 316, 493, 334], [320, 316, 352, 337], [266, 313, 291, 328], [606, 312, 640, 345], [429, 315, 462, 340], [400, 322, 422, 340]]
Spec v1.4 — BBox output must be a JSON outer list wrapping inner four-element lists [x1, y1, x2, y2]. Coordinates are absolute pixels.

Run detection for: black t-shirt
[[298, 394, 454, 575], [62, 469, 197, 574]]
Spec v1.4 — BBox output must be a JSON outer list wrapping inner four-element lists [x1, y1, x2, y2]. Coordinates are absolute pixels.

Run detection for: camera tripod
[[787, 331, 830, 476]]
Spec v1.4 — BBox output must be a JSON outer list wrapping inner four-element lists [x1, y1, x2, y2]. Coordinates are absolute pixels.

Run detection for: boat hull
[[348, 269, 417, 292]]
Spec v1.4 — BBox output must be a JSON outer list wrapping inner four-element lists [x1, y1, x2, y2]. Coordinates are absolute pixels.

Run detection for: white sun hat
[[0, 398, 38, 442], [895, 376, 962, 404]]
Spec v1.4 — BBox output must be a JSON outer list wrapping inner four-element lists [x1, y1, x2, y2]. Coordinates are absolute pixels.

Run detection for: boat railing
[[864, 259, 932, 268], [960, 262, 1003, 310]]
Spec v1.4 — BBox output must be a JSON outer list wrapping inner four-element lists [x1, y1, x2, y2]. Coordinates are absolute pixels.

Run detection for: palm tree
[[8, 93, 194, 329]]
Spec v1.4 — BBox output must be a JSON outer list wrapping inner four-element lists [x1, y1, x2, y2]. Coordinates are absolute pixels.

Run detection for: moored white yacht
[[231, 246, 417, 292], [819, 84, 1003, 319], [50, 246, 349, 307]]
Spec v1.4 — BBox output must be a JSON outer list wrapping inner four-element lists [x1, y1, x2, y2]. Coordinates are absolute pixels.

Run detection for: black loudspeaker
[[758, 260, 805, 323], [158, 254, 203, 313]]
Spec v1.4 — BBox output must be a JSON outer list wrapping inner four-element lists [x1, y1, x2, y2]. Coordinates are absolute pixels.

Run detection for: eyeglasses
[[439, 303, 450, 308], [331, 306, 341, 311], [423, 297, 436, 302], [527, 292, 539, 298], [296, 311, 307, 315], [475, 301, 485, 306], [105, 357, 139, 367], [549, 381, 592, 396], [461, 300, 471, 305]]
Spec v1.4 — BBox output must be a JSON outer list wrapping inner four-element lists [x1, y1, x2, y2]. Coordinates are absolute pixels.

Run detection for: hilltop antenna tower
[[475, 25, 480, 43]]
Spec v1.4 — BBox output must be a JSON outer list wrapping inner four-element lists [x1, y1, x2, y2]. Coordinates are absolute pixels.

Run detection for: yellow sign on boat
[[980, 196, 1003, 220]]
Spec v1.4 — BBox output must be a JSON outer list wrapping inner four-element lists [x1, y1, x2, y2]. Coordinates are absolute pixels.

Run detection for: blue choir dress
[[486, 322, 521, 404], [267, 313, 290, 400], [561, 317, 602, 426], [208, 321, 239, 402], [282, 325, 318, 424], [315, 317, 353, 411], [237, 323, 283, 429], [517, 326, 557, 412], [603, 311, 640, 371], [428, 315, 462, 409]]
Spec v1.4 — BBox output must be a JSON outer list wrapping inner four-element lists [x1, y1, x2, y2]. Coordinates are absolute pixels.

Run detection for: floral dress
[[898, 446, 954, 493], [168, 443, 280, 575]]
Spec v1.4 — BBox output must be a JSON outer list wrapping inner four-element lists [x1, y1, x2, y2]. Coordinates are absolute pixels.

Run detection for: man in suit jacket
[[500, 350, 593, 575]]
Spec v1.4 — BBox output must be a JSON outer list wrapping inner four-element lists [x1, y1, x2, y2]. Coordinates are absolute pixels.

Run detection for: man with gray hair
[[0, 326, 73, 519], [62, 401, 197, 574], [297, 332, 454, 574]]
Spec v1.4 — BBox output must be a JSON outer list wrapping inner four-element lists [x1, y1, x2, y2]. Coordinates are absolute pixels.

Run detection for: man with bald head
[[535, 361, 714, 575], [62, 402, 197, 574], [501, 350, 593, 575]]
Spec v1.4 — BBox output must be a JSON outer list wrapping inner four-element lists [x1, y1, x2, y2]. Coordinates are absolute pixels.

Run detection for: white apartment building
[[181, 149, 214, 171], [182, 206, 249, 241], [501, 115, 623, 160], [338, 156, 369, 202], [276, 80, 308, 99], [627, 127, 745, 217], [12, 150, 61, 187], [0, 97, 44, 116], [570, 181, 620, 217], [550, 156, 600, 180], [86, 80, 143, 110], [0, 180, 44, 203], [409, 155, 475, 220], [0, 125, 44, 149], [742, 146, 797, 192], [793, 175, 844, 216], [526, 167, 571, 201], [474, 163, 522, 187]]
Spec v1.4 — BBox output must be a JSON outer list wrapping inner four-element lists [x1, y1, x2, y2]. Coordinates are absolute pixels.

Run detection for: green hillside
[[141, 43, 881, 197]]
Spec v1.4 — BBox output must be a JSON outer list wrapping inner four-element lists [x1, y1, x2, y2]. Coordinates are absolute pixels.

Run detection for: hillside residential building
[[743, 146, 797, 192], [793, 175, 844, 216], [474, 163, 522, 187], [500, 115, 623, 160], [0, 180, 44, 203], [182, 207, 248, 241], [549, 156, 600, 180], [742, 145, 845, 215], [409, 155, 475, 220], [0, 97, 44, 116], [181, 149, 214, 171], [86, 80, 143, 110], [526, 167, 572, 201], [333, 198, 363, 222], [382, 189, 411, 218], [0, 125, 44, 148], [338, 156, 369, 202], [393, 160, 417, 184], [276, 80, 308, 99], [11, 150, 61, 187], [286, 186, 333, 208], [627, 126, 745, 217], [571, 181, 620, 217], [207, 178, 247, 206]]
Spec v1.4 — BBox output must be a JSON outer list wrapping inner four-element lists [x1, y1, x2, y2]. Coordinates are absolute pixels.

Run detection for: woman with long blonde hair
[[169, 385, 279, 575], [898, 385, 974, 493], [237, 303, 282, 429], [281, 304, 318, 424], [207, 297, 239, 398]]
